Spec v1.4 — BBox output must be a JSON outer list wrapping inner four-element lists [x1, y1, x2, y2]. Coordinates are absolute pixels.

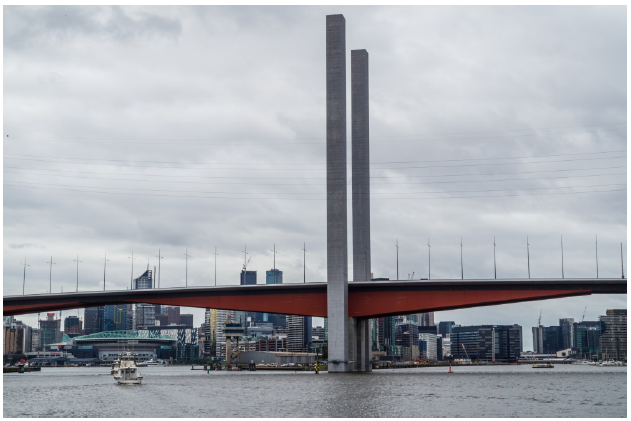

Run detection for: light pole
[[561, 235, 564, 279], [241, 245, 250, 283], [621, 243, 625, 279], [527, 236, 531, 279], [46, 256, 56, 294], [184, 248, 191, 287], [493, 237, 497, 280], [128, 251, 137, 290], [395, 239, 399, 280], [102, 253, 109, 291], [427, 239, 431, 280], [21, 259, 29, 295], [156, 250, 163, 288], [460, 238, 463, 280], [270, 244, 277, 283], [302, 243, 307, 283], [213, 247, 219, 286], [595, 235, 599, 279], [73, 255, 82, 292]]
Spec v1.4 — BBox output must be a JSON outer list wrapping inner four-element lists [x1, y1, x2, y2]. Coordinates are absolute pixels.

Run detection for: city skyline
[[3, 6, 626, 350]]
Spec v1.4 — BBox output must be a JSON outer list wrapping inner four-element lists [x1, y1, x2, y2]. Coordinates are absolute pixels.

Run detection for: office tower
[[240, 270, 257, 285], [84, 306, 104, 335], [438, 321, 456, 338], [103, 305, 128, 331], [599, 309, 627, 360], [180, 314, 194, 326], [215, 309, 231, 357], [559, 318, 574, 350], [266, 269, 283, 284], [287, 315, 313, 352], [166, 306, 181, 325], [204, 308, 217, 358], [573, 321, 601, 360], [39, 313, 62, 349], [532, 326, 544, 354], [419, 312, 435, 327], [451, 325, 522, 362], [155, 314, 169, 326], [134, 269, 153, 289], [543, 326, 561, 354], [131, 269, 155, 329], [63, 316, 82, 337]]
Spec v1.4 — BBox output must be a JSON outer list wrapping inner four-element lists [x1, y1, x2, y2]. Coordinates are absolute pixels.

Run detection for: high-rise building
[[64, 316, 82, 337], [419, 312, 434, 327], [215, 309, 231, 357], [39, 313, 62, 349], [131, 269, 155, 330], [287, 315, 312, 352], [599, 309, 627, 361], [418, 326, 438, 360], [543, 326, 561, 354], [155, 314, 169, 326], [240, 270, 257, 285], [266, 269, 283, 284], [438, 321, 456, 338], [559, 318, 574, 350], [451, 325, 522, 362], [103, 305, 128, 331], [573, 321, 601, 360], [166, 306, 181, 325], [84, 307, 104, 335], [203, 308, 217, 358], [396, 323, 420, 361], [134, 269, 153, 289], [180, 314, 194, 326]]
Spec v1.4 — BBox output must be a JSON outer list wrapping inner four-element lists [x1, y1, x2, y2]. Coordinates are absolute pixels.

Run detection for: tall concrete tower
[[326, 14, 349, 373], [350, 48, 372, 371]]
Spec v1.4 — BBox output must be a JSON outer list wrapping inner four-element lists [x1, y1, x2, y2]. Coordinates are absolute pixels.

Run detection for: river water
[[3, 364, 626, 418]]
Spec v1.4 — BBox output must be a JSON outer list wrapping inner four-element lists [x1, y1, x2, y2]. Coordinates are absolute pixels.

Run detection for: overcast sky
[[3, 5, 627, 351]]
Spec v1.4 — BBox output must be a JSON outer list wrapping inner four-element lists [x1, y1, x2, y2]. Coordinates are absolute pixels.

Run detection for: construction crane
[[461, 343, 470, 360], [537, 309, 542, 327], [580, 306, 587, 323]]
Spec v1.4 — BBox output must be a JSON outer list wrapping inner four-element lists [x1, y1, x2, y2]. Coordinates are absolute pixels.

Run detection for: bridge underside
[[3, 279, 625, 317]]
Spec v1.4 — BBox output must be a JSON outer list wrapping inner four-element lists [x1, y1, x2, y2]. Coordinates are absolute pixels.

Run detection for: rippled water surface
[[3, 364, 626, 417]]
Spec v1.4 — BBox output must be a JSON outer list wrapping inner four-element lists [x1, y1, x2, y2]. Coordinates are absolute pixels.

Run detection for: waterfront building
[[72, 330, 176, 362], [266, 269, 283, 284], [133, 304, 155, 329], [573, 321, 601, 360], [256, 338, 286, 352], [240, 270, 257, 285], [418, 326, 439, 360], [559, 318, 575, 350], [146, 325, 199, 362], [4, 325, 26, 355], [599, 309, 627, 361], [287, 315, 312, 352], [39, 313, 62, 349], [451, 325, 522, 362], [532, 325, 544, 354], [543, 326, 561, 354], [83, 307, 104, 335], [31, 329, 41, 352], [203, 308, 217, 357], [215, 309, 231, 357]]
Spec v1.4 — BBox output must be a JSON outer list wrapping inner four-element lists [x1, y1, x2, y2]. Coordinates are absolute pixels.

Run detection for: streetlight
[[102, 253, 109, 291], [395, 239, 399, 280], [595, 234, 599, 279], [73, 255, 82, 292], [46, 256, 56, 294], [128, 251, 137, 290], [270, 244, 277, 284], [460, 238, 463, 280], [156, 250, 164, 288], [184, 248, 191, 287], [213, 247, 219, 286], [302, 243, 307, 283], [527, 236, 531, 279], [493, 237, 497, 280], [21, 259, 29, 295], [427, 239, 431, 280], [561, 235, 564, 279]]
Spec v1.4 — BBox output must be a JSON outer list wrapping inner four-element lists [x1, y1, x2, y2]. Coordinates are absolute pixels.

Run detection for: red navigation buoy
[[448, 364, 453, 374]]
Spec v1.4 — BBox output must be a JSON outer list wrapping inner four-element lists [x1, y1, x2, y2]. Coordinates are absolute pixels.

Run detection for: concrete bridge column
[[326, 13, 349, 373], [351, 48, 372, 372]]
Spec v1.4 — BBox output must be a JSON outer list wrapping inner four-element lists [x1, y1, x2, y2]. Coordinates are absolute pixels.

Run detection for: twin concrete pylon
[[326, 14, 372, 373]]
